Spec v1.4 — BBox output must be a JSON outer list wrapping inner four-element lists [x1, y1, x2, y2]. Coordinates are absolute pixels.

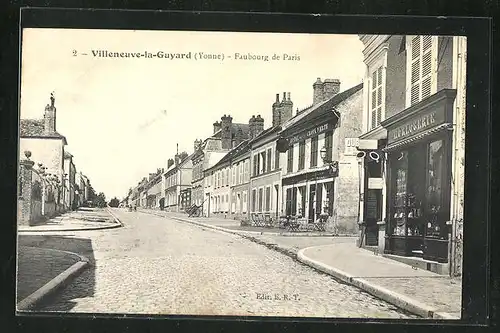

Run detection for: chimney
[[220, 114, 233, 149], [254, 115, 265, 137], [313, 78, 324, 105], [213, 121, 221, 134], [44, 93, 56, 134], [281, 92, 293, 125], [272, 93, 281, 127], [248, 115, 256, 139], [193, 139, 202, 152], [323, 79, 341, 100]]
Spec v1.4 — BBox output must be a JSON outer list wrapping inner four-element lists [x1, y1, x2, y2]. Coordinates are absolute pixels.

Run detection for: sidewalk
[[16, 246, 89, 310], [298, 243, 462, 319], [18, 207, 122, 232], [140, 208, 462, 319]]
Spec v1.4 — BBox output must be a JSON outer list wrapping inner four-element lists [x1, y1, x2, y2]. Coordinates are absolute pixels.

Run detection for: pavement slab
[[18, 208, 121, 232]]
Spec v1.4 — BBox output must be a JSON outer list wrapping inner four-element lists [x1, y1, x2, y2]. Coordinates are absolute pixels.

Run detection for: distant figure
[[134, 205, 137, 212]]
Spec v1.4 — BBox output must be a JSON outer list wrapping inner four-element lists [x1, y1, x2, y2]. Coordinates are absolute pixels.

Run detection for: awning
[[382, 123, 453, 152]]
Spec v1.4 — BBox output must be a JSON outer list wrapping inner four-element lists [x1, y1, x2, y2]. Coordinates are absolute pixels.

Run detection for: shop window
[[407, 35, 437, 107], [298, 186, 306, 217], [310, 136, 318, 167], [265, 186, 271, 212], [298, 140, 306, 170], [370, 66, 384, 129], [285, 188, 291, 215], [258, 188, 263, 212], [287, 146, 294, 172], [391, 151, 409, 236], [251, 189, 256, 211], [425, 140, 445, 238]]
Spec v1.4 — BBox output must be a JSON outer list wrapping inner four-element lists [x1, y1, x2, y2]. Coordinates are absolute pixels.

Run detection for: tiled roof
[[207, 140, 250, 171], [20, 119, 68, 144], [211, 123, 250, 139], [282, 83, 364, 131], [249, 126, 281, 145]]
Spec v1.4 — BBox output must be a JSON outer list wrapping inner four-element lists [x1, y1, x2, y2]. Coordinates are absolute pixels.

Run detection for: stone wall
[[18, 152, 65, 226]]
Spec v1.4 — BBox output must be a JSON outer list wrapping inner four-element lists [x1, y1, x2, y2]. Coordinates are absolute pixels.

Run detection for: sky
[[20, 28, 365, 200]]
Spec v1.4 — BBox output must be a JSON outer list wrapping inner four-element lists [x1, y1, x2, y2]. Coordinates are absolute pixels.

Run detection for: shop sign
[[387, 107, 445, 144], [289, 122, 330, 144], [368, 177, 384, 189]]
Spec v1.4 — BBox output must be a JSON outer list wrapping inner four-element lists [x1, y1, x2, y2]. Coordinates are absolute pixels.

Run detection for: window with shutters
[[267, 148, 272, 173], [324, 131, 333, 162], [244, 160, 249, 182], [275, 149, 280, 170], [226, 169, 229, 186], [407, 35, 437, 107], [310, 136, 318, 167], [253, 155, 258, 176], [287, 146, 294, 172], [370, 66, 384, 129], [232, 167, 236, 185], [298, 140, 306, 170], [260, 151, 266, 174]]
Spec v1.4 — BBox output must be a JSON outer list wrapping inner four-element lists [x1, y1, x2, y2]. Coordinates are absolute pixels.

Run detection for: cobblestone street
[[34, 209, 417, 318]]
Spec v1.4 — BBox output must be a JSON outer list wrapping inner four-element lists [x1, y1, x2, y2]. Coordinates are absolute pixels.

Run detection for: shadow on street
[[17, 234, 96, 312]]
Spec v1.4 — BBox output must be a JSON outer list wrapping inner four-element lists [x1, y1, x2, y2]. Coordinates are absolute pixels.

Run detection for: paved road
[[35, 209, 417, 318]]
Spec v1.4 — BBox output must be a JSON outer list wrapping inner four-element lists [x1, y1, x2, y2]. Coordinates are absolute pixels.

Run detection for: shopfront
[[381, 89, 456, 263]]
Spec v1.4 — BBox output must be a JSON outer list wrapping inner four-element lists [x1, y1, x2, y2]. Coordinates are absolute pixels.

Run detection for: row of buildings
[[18, 93, 93, 225], [125, 34, 466, 277]]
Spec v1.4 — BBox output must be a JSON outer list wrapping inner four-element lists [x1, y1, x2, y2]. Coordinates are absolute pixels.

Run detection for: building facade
[[19, 95, 68, 190], [279, 79, 364, 234], [63, 151, 77, 210], [229, 143, 251, 220], [249, 126, 282, 218], [357, 34, 466, 276], [191, 115, 251, 216], [162, 154, 193, 212]]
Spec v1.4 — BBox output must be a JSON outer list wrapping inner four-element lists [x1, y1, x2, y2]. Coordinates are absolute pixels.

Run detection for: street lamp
[[320, 145, 339, 175]]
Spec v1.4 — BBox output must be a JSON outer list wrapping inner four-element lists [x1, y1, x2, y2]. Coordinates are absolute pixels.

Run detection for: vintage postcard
[[16, 28, 466, 320]]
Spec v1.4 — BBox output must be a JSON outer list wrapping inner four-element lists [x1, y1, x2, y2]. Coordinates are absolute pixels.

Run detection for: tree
[[94, 192, 107, 208], [108, 197, 120, 207]]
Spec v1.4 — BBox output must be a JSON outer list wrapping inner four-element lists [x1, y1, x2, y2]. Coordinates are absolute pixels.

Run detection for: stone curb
[[17, 247, 90, 311], [106, 208, 125, 227], [296, 246, 459, 319], [17, 209, 123, 233]]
